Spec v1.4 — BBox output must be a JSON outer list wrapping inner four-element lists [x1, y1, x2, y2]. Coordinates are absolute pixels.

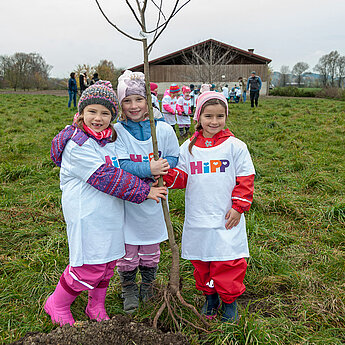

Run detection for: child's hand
[[147, 186, 167, 203], [150, 158, 170, 176], [225, 208, 241, 230]]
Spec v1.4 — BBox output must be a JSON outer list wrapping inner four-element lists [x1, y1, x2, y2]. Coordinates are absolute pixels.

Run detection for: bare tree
[[279, 65, 290, 87], [327, 51, 340, 87], [29, 53, 52, 90], [95, 0, 209, 331], [292, 62, 309, 87], [336, 56, 345, 88], [0, 55, 20, 91], [314, 55, 328, 87], [0, 52, 51, 90], [181, 40, 238, 86]]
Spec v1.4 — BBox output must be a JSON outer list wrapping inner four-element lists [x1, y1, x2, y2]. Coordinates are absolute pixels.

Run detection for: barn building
[[128, 39, 272, 95]]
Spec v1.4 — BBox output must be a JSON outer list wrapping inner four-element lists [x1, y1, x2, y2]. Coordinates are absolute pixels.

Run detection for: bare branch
[[148, 0, 165, 54], [151, 0, 167, 21], [145, 0, 191, 37], [94, 0, 142, 41], [142, 0, 148, 13], [126, 0, 143, 28], [147, 1, 192, 50]]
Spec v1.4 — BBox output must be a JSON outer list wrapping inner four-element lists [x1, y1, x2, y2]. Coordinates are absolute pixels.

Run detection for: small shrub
[[270, 87, 318, 97]]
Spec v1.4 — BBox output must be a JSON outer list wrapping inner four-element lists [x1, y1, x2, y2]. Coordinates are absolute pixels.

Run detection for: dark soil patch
[[9, 315, 190, 345]]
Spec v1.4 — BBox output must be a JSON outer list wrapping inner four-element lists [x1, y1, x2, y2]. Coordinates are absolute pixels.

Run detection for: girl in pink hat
[[161, 83, 180, 129], [176, 85, 192, 138], [164, 88, 255, 323]]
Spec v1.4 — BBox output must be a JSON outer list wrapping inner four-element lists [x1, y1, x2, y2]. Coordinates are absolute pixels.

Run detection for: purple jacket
[[50, 125, 150, 204]]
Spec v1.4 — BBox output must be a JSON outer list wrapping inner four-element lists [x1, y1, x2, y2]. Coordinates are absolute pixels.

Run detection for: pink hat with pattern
[[193, 91, 228, 121], [117, 70, 147, 104], [182, 85, 191, 94]]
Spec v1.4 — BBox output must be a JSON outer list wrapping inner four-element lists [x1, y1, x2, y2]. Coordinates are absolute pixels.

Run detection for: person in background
[[222, 84, 229, 102], [68, 72, 77, 108], [162, 83, 180, 131], [190, 86, 200, 115], [234, 85, 241, 103], [164, 88, 255, 323], [176, 85, 192, 138], [150, 82, 160, 110], [45, 80, 167, 326], [90, 73, 100, 86], [114, 70, 180, 314], [238, 77, 247, 103], [79, 73, 87, 95], [246, 71, 262, 107]]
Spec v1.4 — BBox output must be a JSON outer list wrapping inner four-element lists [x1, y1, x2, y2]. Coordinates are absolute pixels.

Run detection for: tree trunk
[[142, 37, 180, 294]]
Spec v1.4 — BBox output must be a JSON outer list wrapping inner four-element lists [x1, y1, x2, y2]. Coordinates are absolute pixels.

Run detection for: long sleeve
[[176, 103, 184, 115], [119, 159, 151, 179], [163, 103, 175, 114], [232, 174, 255, 213], [166, 155, 178, 169], [87, 163, 150, 204], [163, 167, 188, 189]]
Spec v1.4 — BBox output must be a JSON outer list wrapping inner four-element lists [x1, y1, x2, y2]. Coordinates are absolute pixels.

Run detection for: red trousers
[[190, 258, 247, 304]]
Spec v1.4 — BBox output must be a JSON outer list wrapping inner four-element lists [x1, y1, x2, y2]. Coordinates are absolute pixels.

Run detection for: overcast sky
[[1, 0, 345, 78]]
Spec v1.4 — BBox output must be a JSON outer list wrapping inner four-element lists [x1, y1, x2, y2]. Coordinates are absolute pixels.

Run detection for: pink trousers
[[60, 261, 117, 295], [116, 243, 161, 272]]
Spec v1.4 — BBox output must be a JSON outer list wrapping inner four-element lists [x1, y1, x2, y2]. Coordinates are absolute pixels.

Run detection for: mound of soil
[[10, 315, 190, 345]]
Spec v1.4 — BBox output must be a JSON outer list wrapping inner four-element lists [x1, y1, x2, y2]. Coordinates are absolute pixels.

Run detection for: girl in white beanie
[[114, 70, 179, 313]]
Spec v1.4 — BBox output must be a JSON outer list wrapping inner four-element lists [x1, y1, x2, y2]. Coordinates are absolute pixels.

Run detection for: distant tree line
[[0, 52, 123, 91], [277, 50, 345, 88], [0, 52, 52, 91]]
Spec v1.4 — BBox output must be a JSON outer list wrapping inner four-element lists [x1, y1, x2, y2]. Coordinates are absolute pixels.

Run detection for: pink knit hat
[[182, 85, 191, 94], [150, 82, 158, 92], [193, 91, 228, 121]]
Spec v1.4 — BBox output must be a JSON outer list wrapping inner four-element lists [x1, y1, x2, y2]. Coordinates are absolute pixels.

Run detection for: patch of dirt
[[9, 315, 190, 345]]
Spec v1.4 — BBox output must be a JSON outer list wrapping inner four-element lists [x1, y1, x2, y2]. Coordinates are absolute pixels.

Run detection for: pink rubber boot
[[44, 280, 79, 326], [85, 286, 110, 322]]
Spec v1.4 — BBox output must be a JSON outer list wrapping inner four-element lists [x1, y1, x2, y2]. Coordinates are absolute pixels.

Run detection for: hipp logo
[[190, 159, 230, 174], [130, 151, 162, 163], [105, 156, 120, 168]]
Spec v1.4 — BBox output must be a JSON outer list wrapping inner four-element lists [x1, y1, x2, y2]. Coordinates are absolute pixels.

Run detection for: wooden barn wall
[[149, 64, 268, 82]]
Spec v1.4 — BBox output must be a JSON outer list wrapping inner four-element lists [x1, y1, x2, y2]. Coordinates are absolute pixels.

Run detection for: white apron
[[177, 97, 191, 126], [177, 137, 255, 261], [60, 139, 125, 266], [162, 94, 178, 125], [114, 121, 179, 244]]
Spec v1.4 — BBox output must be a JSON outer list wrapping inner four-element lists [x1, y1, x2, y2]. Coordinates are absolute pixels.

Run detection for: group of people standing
[[46, 69, 255, 327], [221, 72, 262, 107], [67, 72, 100, 108]]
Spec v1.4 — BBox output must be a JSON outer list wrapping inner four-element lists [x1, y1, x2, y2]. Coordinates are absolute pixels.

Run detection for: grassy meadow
[[0, 94, 344, 344]]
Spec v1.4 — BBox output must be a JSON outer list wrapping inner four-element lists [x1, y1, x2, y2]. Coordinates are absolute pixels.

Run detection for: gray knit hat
[[78, 80, 119, 121]]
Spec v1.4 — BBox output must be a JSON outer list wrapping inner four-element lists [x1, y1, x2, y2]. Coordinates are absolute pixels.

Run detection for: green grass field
[[0, 94, 344, 344]]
